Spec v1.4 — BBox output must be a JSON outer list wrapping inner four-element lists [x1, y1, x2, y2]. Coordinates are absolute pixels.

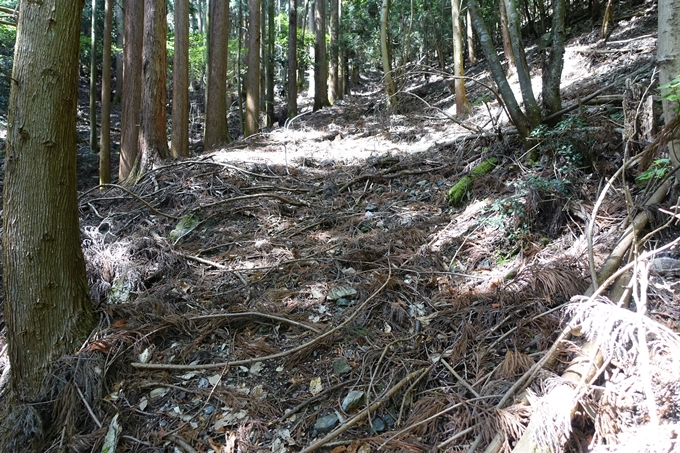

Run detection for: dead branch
[[190, 312, 321, 334], [192, 192, 310, 211], [79, 183, 181, 220]]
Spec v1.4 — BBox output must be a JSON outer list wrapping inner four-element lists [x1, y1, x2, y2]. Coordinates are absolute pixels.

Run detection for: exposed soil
[[2, 2, 680, 452]]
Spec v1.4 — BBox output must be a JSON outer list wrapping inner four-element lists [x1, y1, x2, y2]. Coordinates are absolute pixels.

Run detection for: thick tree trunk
[[266, 0, 275, 125], [101, 0, 113, 184], [90, 0, 98, 153], [245, 0, 261, 137], [205, 0, 230, 149], [138, 0, 169, 174], [503, 0, 542, 126], [658, 0, 680, 174], [380, 0, 397, 113], [329, 0, 339, 103], [313, 0, 330, 110], [287, 0, 298, 118], [3, 0, 92, 406], [172, 0, 190, 157], [467, 0, 532, 136], [451, 0, 469, 116], [120, 0, 143, 181], [541, 0, 566, 121]]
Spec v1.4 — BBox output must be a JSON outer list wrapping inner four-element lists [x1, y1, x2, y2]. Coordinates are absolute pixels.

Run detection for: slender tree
[[137, 0, 170, 174], [101, 0, 113, 184], [204, 0, 231, 149], [467, 10, 476, 64], [266, 0, 275, 125], [451, 0, 469, 116], [541, 0, 566, 120], [90, 0, 99, 153], [313, 0, 330, 110], [115, 0, 124, 103], [499, 0, 515, 73], [329, 0, 339, 102], [172, 0, 190, 157], [287, 0, 298, 118], [245, 0, 261, 137], [380, 0, 397, 112], [120, 0, 144, 180], [1, 1, 93, 448]]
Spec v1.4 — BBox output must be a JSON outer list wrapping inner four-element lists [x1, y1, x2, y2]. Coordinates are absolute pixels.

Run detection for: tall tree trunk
[[197, 0, 206, 34], [503, 0, 542, 126], [172, 0, 190, 157], [337, 0, 344, 99], [237, 0, 245, 131], [101, 0, 113, 184], [120, 0, 143, 181], [245, 0, 261, 137], [468, 0, 532, 137], [260, 0, 266, 110], [266, 0, 275, 125], [467, 9, 476, 65], [2, 0, 93, 418], [90, 0, 99, 153], [205, 0, 231, 149], [380, 0, 397, 113], [658, 0, 680, 175], [313, 0, 330, 110], [287, 0, 298, 118], [499, 0, 515, 73], [451, 0, 469, 116], [115, 0, 124, 103], [541, 0, 566, 121], [138, 0, 169, 175], [329, 0, 339, 103]]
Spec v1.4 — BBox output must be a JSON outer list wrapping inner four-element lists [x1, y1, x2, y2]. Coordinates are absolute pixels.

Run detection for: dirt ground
[[1, 1, 680, 452]]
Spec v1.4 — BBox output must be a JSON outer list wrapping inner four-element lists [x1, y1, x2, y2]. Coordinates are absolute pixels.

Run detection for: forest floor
[[2, 1, 680, 452]]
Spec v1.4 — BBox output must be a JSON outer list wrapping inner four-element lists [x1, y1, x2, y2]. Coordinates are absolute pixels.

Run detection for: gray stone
[[333, 358, 353, 376], [370, 417, 386, 433], [313, 414, 339, 434], [341, 390, 366, 412]]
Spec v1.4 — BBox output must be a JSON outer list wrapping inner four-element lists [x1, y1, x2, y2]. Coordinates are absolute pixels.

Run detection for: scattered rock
[[313, 413, 339, 434], [341, 390, 366, 412], [333, 358, 353, 376]]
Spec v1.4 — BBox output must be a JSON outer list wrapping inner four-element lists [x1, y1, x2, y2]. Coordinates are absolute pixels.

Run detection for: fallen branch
[[79, 183, 181, 220], [192, 192, 310, 211]]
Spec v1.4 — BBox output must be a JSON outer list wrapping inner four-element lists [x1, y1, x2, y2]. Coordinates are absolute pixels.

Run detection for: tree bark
[[204, 0, 231, 149], [503, 0, 542, 126], [499, 0, 516, 73], [115, 0, 124, 103], [467, 0, 532, 136], [172, 0, 190, 157], [658, 0, 680, 174], [329, 0, 339, 103], [467, 9, 476, 65], [120, 0, 143, 181], [313, 0, 330, 110], [2, 0, 92, 407], [137, 0, 169, 175], [90, 0, 99, 153], [245, 0, 261, 137], [101, 0, 113, 184], [287, 0, 298, 118], [451, 0, 469, 116], [380, 0, 397, 113], [266, 0, 275, 125], [541, 0, 566, 121]]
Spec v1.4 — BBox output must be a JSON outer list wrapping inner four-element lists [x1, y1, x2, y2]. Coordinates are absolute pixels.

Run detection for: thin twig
[[190, 311, 321, 333], [79, 183, 181, 220]]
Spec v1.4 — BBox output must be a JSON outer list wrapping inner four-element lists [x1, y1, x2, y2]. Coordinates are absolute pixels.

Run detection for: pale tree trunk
[[451, 0, 469, 116], [541, 0, 566, 121], [266, 0, 275, 125], [2, 0, 93, 424], [380, 0, 397, 113], [115, 0, 124, 103], [329, 0, 339, 103], [260, 0, 266, 110], [499, 0, 515, 73], [90, 0, 99, 153], [313, 0, 330, 110], [137, 0, 169, 175], [101, 0, 113, 184], [205, 0, 231, 149], [287, 0, 298, 118], [237, 0, 245, 130], [467, 9, 476, 65], [337, 0, 345, 99], [503, 0, 542, 126], [658, 0, 680, 174], [245, 0, 261, 137], [120, 0, 143, 181], [468, 0, 532, 136], [197, 0, 206, 34], [172, 0, 190, 157]]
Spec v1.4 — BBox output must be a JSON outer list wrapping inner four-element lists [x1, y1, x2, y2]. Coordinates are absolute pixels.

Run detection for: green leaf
[[169, 214, 200, 244]]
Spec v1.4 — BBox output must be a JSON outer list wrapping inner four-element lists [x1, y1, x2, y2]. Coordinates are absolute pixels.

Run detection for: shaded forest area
[[1, 0, 680, 452]]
